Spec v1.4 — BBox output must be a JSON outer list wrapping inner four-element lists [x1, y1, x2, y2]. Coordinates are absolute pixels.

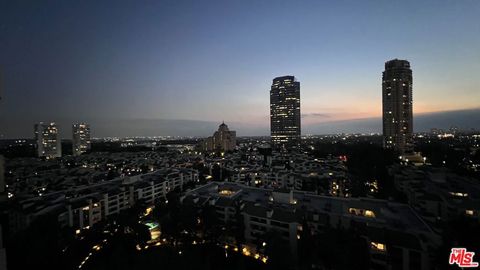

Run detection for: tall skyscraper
[[72, 123, 91, 156], [270, 75, 301, 150], [34, 122, 62, 159], [382, 59, 413, 154], [201, 122, 236, 152]]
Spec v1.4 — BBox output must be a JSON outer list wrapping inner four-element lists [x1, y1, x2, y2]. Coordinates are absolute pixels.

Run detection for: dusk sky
[[1, 0, 479, 137]]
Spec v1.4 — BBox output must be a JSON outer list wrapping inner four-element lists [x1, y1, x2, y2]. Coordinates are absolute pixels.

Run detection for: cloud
[[303, 108, 480, 134], [301, 113, 331, 118]]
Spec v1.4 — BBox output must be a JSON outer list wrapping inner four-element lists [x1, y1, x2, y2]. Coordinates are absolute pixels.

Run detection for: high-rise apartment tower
[[270, 76, 301, 150], [34, 122, 62, 159], [382, 59, 413, 154], [72, 123, 91, 156]]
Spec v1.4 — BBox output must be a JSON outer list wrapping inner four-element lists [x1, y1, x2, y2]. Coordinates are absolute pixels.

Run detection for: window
[[371, 242, 386, 252], [348, 207, 376, 218], [365, 210, 376, 218]]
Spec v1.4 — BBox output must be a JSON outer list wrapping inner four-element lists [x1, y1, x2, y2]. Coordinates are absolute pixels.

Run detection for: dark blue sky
[[1, 0, 479, 137]]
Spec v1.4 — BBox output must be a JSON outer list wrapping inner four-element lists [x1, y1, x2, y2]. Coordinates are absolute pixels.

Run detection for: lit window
[[348, 208, 376, 218], [219, 189, 234, 196], [364, 210, 376, 218], [371, 242, 386, 251], [449, 192, 468, 197]]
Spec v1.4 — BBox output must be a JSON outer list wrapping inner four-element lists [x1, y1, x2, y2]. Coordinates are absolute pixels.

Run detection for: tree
[[233, 202, 245, 245], [297, 218, 315, 270], [8, 214, 64, 270], [434, 215, 480, 269], [263, 230, 291, 270], [201, 204, 219, 241], [312, 227, 369, 270], [134, 223, 151, 244]]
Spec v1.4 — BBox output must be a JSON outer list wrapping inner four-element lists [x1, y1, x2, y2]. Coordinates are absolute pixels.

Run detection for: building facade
[[201, 122, 236, 152], [34, 122, 61, 159], [72, 123, 91, 156], [270, 76, 301, 150], [183, 182, 439, 270], [9, 168, 199, 234], [382, 59, 413, 154]]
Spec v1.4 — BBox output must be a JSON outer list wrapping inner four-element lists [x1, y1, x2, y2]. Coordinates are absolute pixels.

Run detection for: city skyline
[[2, 2, 480, 270], [1, 1, 480, 138], [1, 107, 480, 139]]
